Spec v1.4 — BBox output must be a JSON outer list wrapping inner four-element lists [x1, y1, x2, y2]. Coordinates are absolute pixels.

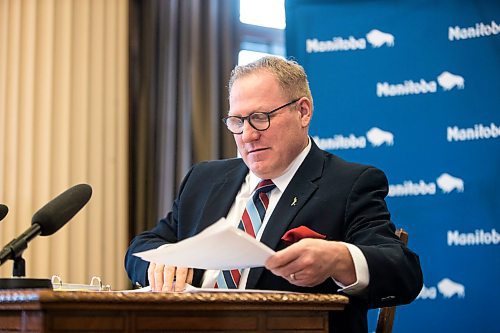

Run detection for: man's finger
[[152, 263, 166, 292], [265, 243, 302, 270], [187, 268, 194, 284], [162, 266, 176, 292], [174, 267, 189, 292]]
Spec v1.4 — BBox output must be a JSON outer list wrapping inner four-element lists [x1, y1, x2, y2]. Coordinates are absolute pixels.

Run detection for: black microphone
[[0, 184, 92, 289], [0, 184, 92, 265], [31, 183, 93, 236], [0, 204, 8, 222]]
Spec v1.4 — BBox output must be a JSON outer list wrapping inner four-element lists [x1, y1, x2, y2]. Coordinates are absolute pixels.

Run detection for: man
[[125, 56, 423, 332]]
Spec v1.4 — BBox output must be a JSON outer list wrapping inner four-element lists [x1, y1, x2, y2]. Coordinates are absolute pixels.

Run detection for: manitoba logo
[[388, 180, 436, 197], [417, 284, 437, 300], [305, 36, 366, 53], [447, 122, 499, 142], [376, 71, 465, 97], [449, 20, 499, 41], [436, 173, 464, 193], [437, 71, 465, 91], [312, 134, 366, 150], [366, 127, 394, 147], [448, 228, 500, 246], [417, 278, 465, 300], [366, 29, 395, 48], [306, 28, 394, 53], [437, 278, 465, 298], [388, 173, 464, 197], [313, 127, 394, 150]]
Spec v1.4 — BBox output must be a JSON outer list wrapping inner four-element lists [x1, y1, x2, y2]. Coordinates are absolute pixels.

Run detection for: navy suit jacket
[[125, 141, 423, 332]]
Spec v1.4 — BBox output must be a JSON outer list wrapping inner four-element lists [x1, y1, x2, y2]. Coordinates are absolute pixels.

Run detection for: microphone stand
[[0, 257, 52, 289], [13, 255, 27, 277], [0, 226, 52, 289]]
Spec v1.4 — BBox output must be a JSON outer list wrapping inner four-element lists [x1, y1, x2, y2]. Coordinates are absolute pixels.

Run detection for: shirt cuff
[[332, 242, 370, 295]]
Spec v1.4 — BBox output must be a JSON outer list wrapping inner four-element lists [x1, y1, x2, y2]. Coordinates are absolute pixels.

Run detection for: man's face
[[229, 71, 311, 179]]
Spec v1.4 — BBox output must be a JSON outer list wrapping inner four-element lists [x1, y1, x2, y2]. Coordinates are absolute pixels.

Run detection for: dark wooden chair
[[375, 228, 409, 333]]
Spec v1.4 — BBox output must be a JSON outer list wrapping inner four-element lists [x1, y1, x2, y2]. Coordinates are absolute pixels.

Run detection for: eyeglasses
[[222, 99, 300, 134]]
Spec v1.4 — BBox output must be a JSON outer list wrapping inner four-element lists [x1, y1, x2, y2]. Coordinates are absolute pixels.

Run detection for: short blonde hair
[[228, 56, 313, 109]]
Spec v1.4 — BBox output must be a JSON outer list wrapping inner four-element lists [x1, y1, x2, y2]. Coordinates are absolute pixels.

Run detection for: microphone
[[32, 183, 93, 236], [0, 184, 92, 289], [0, 184, 92, 265], [0, 204, 8, 222]]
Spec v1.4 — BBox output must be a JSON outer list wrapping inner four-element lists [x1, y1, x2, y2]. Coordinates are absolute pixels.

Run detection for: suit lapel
[[197, 160, 248, 232], [246, 142, 326, 289]]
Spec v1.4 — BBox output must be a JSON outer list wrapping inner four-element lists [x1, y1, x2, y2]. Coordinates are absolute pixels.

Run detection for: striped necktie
[[215, 179, 276, 289]]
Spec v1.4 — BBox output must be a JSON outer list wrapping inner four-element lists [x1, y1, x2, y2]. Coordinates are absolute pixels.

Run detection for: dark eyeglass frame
[[222, 98, 300, 134]]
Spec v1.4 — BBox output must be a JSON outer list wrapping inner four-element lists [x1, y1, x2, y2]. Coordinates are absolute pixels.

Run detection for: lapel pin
[[291, 197, 298, 206]]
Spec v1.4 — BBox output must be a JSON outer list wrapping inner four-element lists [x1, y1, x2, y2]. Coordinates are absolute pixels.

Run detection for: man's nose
[[241, 120, 259, 142]]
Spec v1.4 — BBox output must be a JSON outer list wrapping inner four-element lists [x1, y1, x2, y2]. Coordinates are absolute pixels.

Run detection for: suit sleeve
[[124, 166, 195, 287], [344, 167, 423, 308]]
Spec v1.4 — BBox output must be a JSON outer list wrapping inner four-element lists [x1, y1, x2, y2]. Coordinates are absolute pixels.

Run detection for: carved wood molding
[[0, 289, 348, 306]]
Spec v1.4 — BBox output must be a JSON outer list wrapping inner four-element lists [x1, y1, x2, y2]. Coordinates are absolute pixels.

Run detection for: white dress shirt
[[201, 138, 369, 294]]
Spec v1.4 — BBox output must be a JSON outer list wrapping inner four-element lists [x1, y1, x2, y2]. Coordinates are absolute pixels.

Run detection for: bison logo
[[437, 278, 465, 298], [437, 71, 465, 91], [366, 127, 394, 147], [417, 284, 437, 300], [366, 29, 395, 48], [436, 173, 464, 193]]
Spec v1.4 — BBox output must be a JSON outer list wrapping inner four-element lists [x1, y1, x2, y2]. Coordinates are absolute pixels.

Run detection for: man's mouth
[[248, 147, 268, 154]]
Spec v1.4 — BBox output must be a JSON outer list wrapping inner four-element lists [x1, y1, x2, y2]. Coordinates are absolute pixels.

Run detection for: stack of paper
[[134, 218, 275, 270]]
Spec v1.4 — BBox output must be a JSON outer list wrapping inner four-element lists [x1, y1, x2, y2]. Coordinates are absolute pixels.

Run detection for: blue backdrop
[[285, 0, 500, 332]]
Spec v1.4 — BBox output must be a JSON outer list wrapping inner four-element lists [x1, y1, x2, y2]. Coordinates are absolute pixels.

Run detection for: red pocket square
[[281, 226, 327, 245]]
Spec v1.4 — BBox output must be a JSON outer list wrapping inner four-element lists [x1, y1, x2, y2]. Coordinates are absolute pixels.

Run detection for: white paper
[[183, 284, 296, 293], [119, 286, 152, 293], [133, 218, 275, 270], [118, 284, 297, 294]]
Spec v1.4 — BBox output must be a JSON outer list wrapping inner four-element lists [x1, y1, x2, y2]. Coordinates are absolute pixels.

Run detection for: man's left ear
[[298, 98, 312, 126]]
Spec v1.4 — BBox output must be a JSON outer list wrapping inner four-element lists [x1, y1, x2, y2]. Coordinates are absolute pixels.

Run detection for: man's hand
[[147, 263, 193, 292], [265, 239, 356, 287]]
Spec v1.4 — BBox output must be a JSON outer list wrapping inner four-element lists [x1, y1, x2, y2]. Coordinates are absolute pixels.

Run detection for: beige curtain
[[0, 0, 129, 290], [129, 0, 239, 234]]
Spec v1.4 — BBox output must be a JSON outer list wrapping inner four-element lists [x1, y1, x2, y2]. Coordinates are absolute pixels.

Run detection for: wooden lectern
[[0, 289, 348, 332]]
